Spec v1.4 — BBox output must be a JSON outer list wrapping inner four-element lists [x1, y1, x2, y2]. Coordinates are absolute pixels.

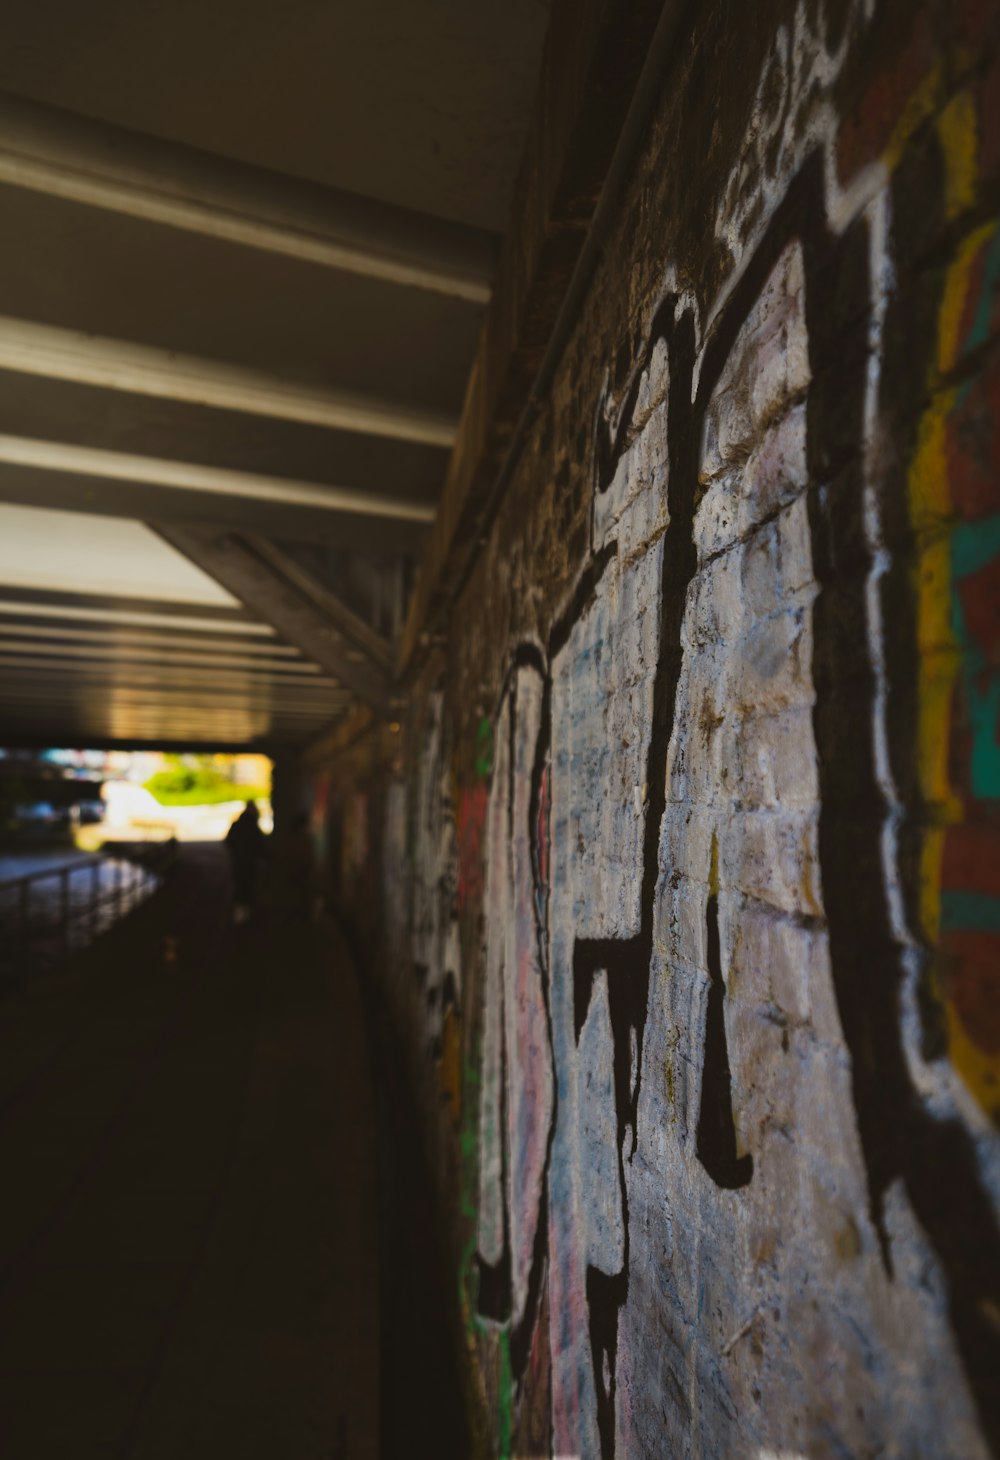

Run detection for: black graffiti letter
[[695, 857, 753, 1189]]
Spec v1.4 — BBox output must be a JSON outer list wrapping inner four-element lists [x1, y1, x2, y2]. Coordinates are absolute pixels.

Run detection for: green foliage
[[144, 762, 268, 807]]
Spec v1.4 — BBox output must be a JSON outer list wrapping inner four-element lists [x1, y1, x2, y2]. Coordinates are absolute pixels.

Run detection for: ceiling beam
[[0, 655, 341, 692], [0, 317, 457, 448], [0, 621, 303, 657], [0, 435, 436, 550], [0, 92, 495, 304], [0, 685, 348, 716], [0, 729, 303, 753], [0, 638, 325, 674], [0, 713, 283, 746], [245, 536, 393, 673], [0, 591, 276, 636], [158, 526, 393, 712], [0, 689, 333, 719], [0, 688, 342, 717]]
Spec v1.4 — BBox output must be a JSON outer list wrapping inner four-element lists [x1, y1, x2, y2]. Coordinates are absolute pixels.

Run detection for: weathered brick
[[317, 1, 1000, 1454]]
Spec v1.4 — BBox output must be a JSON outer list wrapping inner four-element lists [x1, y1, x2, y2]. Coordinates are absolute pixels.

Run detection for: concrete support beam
[[0, 319, 457, 448], [246, 536, 393, 673], [0, 638, 327, 675], [158, 526, 393, 712], [0, 593, 276, 637], [0, 435, 436, 548], [0, 655, 342, 694], [0, 683, 348, 716], [0, 92, 495, 303], [0, 620, 302, 658]]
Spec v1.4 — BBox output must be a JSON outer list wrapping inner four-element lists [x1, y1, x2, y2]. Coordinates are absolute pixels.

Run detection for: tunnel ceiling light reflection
[[0, 600, 277, 636], [0, 503, 237, 605], [0, 621, 298, 654], [0, 638, 326, 672]]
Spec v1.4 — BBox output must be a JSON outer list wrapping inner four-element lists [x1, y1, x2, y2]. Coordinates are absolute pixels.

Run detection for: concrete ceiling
[[0, 0, 552, 231], [0, 506, 353, 748], [0, 0, 552, 750]]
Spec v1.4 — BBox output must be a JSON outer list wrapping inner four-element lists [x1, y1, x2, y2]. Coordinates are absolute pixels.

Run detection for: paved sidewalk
[[0, 844, 378, 1460]]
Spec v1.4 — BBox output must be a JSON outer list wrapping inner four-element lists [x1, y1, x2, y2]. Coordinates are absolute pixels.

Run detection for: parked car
[[14, 801, 61, 827]]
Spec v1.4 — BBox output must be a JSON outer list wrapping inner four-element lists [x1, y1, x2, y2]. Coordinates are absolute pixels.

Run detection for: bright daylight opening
[[0, 747, 273, 974]]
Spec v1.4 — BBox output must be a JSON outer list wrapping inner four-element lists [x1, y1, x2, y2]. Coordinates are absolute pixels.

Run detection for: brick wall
[[315, 1, 1000, 1454]]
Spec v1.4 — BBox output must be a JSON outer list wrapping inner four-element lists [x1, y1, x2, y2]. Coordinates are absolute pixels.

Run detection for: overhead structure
[[157, 525, 394, 712], [0, 0, 553, 750], [0, 316, 459, 446], [0, 505, 352, 748], [0, 92, 496, 303], [0, 433, 436, 552], [0, 0, 671, 754]]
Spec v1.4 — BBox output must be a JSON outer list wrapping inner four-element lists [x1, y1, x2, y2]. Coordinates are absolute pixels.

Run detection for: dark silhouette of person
[[225, 801, 268, 922]]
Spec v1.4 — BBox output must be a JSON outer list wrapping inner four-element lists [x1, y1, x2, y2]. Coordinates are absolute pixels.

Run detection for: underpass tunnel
[[0, 2, 540, 1453], [2, 3, 998, 1460]]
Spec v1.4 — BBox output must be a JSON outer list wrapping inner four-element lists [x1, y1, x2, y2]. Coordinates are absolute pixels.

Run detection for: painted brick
[[318, 1, 1000, 1454]]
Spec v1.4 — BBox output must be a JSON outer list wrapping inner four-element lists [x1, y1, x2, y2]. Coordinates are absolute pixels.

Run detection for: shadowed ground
[[0, 843, 378, 1460]]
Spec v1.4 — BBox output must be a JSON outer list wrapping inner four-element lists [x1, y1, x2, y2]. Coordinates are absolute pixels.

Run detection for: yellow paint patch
[[440, 1004, 463, 1123], [909, 130, 1000, 1110], [910, 557, 951, 662], [908, 395, 954, 527], [909, 387, 962, 817], [937, 222, 997, 375], [915, 533, 954, 659], [945, 1004, 1000, 1123], [888, 60, 999, 1118], [917, 659, 963, 821], [800, 848, 823, 919], [664, 1056, 675, 1110], [936, 90, 979, 222], [882, 62, 944, 176], [834, 1216, 862, 1261]]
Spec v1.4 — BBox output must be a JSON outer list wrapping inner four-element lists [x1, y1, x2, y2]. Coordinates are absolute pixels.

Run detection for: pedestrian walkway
[[0, 844, 378, 1460]]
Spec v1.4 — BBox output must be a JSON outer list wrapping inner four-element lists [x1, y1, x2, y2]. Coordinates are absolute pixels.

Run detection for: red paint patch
[[956, 238, 998, 363], [311, 773, 331, 827], [536, 764, 550, 894], [513, 1271, 552, 1454], [962, 0, 1000, 51], [979, 54, 1000, 186], [955, 554, 1000, 662], [942, 929, 1000, 1053], [836, 16, 935, 184], [947, 363, 1000, 523], [942, 823, 1000, 898], [457, 782, 488, 914]]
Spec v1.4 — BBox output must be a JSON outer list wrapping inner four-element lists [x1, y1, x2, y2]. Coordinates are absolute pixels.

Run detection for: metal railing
[[0, 842, 174, 976]]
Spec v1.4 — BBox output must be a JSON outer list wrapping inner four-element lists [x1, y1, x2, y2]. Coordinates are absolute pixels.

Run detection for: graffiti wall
[[323, 0, 1000, 1454]]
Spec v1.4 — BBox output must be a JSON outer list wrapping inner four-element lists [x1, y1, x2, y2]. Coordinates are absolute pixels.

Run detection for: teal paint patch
[[940, 890, 1000, 934], [950, 513, 1000, 581], [965, 224, 1000, 359], [955, 225, 1000, 409], [969, 673, 1000, 801], [949, 524, 1000, 801]]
